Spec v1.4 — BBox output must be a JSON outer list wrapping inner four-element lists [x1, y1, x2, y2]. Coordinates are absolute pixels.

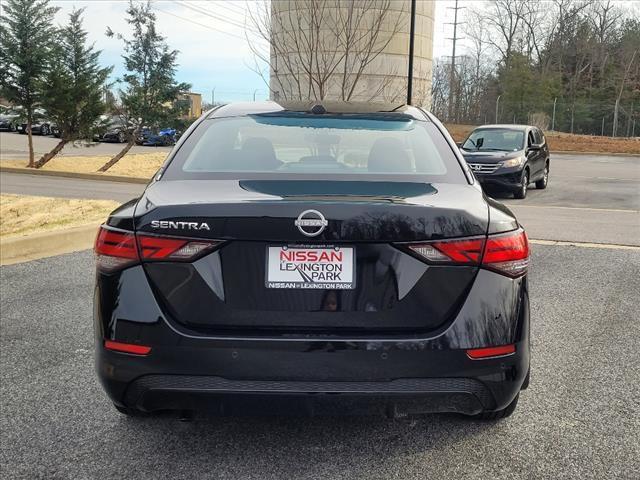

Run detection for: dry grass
[[0, 194, 120, 238], [444, 123, 640, 155], [3, 152, 166, 179]]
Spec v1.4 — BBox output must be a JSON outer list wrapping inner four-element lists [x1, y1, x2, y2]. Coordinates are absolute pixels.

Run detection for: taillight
[[137, 235, 220, 260], [482, 229, 529, 277], [406, 229, 529, 277], [95, 227, 139, 272], [95, 225, 222, 272]]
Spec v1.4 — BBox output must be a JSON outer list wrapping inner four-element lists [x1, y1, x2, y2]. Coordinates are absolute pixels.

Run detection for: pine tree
[[34, 8, 113, 168], [0, 0, 59, 167], [99, 0, 190, 172]]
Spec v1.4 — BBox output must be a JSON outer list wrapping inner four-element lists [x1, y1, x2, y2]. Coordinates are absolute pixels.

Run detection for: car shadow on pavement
[[110, 412, 502, 476]]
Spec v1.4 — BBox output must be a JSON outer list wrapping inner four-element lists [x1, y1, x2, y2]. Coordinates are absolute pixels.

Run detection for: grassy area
[[3, 152, 166, 179], [0, 194, 120, 238], [444, 123, 640, 154]]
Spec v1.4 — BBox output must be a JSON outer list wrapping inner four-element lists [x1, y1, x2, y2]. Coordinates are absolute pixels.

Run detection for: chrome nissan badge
[[294, 209, 328, 237]]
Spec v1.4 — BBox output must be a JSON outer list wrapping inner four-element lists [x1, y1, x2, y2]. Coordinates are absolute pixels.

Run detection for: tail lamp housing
[[405, 229, 529, 277], [95, 226, 222, 272]]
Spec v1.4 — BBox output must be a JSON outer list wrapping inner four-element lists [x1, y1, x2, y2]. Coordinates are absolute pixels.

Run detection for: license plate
[[266, 246, 355, 289]]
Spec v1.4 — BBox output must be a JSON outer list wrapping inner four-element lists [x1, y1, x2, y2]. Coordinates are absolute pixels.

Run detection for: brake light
[[95, 227, 139, 272], [467, 344, 515, 359], [482, 230, 529, 277], [104, 340, 151, 355], [406, 229, 529, 277], [95, 226, 222, 272]]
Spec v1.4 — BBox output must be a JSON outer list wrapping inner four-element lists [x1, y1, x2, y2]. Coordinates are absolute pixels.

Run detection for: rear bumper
[[95, 266, 530, 416], [96, 334, 529, 416]]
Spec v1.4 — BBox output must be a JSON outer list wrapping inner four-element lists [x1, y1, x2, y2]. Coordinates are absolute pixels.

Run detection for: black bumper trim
[[124, 375, 496, 413]]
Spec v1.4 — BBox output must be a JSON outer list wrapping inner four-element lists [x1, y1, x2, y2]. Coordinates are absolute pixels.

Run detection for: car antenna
[[310, 104, 326, 115]]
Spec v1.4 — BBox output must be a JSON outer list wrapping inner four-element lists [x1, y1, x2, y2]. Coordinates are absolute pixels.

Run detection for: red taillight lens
[[466, 344, 515, 359], [137, 235, 219, 260], [95, 227, 139, 272], [405, 229, 529, 277], [104, 340, 151, 355], [95, 226, 221, 272], [482, 229, 529, 277]]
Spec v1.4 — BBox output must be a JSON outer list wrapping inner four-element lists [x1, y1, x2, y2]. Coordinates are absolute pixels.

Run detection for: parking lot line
[[530, 239, 640, 250], [510, 204, 639, 214]]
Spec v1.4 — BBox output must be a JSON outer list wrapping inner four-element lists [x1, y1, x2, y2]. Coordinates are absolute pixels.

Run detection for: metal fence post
[[552, 97, 557, 131]]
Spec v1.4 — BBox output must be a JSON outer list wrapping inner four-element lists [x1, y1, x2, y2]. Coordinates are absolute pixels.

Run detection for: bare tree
[[247, 0, 406, 103]]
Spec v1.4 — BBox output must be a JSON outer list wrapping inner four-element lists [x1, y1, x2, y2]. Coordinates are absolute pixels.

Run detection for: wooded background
[[431, 0, 640, 137]]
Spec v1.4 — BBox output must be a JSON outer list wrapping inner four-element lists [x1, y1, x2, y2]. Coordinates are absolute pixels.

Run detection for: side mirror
[[528, 144, 542, 151], [456, 142, 463, 148]]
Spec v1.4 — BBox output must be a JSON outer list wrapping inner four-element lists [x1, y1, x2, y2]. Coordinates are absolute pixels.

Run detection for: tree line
[[0, 0, 188, 169], [431, 0, 640, 137]]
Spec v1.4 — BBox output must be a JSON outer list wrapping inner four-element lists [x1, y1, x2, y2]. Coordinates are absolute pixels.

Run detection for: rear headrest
[[368, 137, 412, 173], [238, 137, 281, 170]]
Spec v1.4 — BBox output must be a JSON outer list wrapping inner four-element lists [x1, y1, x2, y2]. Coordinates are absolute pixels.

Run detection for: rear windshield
[[462, 128, 525, 152], [162, 113, 467, 183]]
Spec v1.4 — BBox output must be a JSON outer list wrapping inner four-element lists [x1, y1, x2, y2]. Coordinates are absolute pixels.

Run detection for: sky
[[49, 0, 465, 104]]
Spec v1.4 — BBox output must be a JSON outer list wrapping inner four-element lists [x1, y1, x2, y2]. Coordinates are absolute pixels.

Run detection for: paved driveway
[[1, 245, 638, 479], [1, 152, 638, 246], [0, 131, 172, 159]]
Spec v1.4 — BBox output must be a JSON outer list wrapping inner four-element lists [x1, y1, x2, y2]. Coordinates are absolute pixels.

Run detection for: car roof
[[472, 124, 534, 131], [207, 101, 430, 121]]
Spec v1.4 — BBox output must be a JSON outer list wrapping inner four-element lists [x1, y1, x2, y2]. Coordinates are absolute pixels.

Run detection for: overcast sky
[[50, 0, 466, 103]]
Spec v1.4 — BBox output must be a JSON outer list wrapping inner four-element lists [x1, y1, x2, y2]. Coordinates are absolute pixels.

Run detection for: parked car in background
[[137, 127, 179, 146], [99, 116, 130, 143], [19, 119, 53, 136], [17, 109, 53, 136], [459, 125, 550, 199], [0, 107, 20, 132]]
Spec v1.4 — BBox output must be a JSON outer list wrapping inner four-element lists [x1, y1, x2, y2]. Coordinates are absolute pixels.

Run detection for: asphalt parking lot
[[1, 246, 638, 479], [1, 151, 639, 479]]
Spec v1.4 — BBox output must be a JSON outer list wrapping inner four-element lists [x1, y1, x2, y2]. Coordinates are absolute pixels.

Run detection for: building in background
[[177, 92, 202, 119], [268, 0, 434, 107]]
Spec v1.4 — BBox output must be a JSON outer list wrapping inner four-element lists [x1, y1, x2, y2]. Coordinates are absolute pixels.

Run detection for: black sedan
[[94, 102, 530, 420], [0, 112, 19, 131], [18, 120, 52, 136], [459, 125, 550, 199]]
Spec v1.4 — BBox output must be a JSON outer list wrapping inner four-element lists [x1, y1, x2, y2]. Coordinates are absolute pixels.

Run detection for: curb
[[0, 223, 99, 266], [0, 166, 149, 184]]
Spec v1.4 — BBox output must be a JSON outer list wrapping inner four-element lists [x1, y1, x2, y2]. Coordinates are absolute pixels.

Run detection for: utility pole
[[407, 0, 416, 105], [446, 0, 464, 122]]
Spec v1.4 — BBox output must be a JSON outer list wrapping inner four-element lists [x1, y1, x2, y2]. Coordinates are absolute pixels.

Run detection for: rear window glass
[[162, 113, 467, 183]]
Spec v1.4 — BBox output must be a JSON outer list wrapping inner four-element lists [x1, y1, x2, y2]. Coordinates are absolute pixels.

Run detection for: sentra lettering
[[150, 220, 211, 231]]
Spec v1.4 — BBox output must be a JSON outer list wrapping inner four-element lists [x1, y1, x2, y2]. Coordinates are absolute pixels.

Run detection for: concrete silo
[[268, 0, 435, 107]]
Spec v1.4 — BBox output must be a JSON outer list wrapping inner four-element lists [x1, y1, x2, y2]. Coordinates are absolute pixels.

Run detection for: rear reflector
[[406, 229, 529, 277], [466, 344, 515, 359], [104, 340, 151, 355]]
